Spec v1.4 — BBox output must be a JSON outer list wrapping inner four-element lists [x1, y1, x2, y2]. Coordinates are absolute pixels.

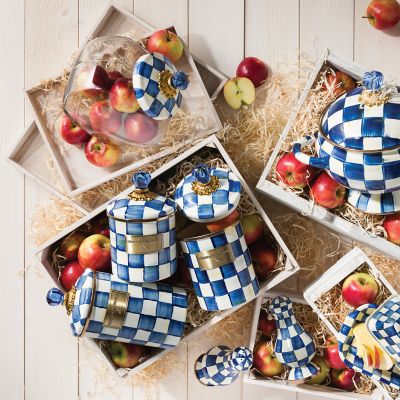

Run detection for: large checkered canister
[[175, 164, 242, 223], [180, 221, 259, 311], [46, 269, 187, 348], [107, 171, 177, 283]]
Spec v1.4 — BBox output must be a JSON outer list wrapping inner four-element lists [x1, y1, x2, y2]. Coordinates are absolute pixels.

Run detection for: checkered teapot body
[[293, 71, 400, 214]]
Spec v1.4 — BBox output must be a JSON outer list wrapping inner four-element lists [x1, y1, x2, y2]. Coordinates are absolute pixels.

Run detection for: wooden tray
[[25, 4, 222, 196]]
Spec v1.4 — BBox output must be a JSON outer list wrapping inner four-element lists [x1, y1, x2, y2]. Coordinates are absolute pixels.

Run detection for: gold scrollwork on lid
[[358, 90, 391, 108], [128, 188, 157, 201], [191, 175, 220, 196], [65, 287, 77, 315], [103, 289, 129, 329], [158, 70, 177, 99], [195, 243, 235, 271]]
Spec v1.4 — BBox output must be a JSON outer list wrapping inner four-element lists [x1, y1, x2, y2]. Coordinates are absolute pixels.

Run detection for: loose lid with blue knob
[[107, 171, 177, 283], [174, 164, 242, 223], [320, 71, 400, 151], [132, 52, 189, 120]]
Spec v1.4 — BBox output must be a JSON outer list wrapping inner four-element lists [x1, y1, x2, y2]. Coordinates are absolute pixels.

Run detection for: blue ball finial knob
[[363, 71, 384, 91], [132, 171, 151, 190], [171, 71, 189, 90], [47, 288, 64, 306], [193, 164, 211, 185]]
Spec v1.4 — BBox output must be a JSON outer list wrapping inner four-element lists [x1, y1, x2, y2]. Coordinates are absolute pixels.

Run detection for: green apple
[[110, 342, 145, 368], [306, 355, 330, 385], [223, 77, 256, 109]]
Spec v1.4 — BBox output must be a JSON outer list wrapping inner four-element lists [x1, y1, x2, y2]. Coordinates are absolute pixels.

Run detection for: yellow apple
[[223, 77, 256, 109]]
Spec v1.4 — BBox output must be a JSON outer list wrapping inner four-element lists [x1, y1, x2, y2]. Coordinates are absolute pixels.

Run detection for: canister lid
[[174, 164, 241, 223], [366, 294, 400, 365], [107, 171, 176, 221], [321, 71, 400, 151], [46, 268, 95, 337], [132, 52, 189, 120]]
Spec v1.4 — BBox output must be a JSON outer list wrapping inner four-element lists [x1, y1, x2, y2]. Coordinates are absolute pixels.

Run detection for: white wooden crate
[[24, 3, 223, 196], [35, 134, 299, 378], [303, 247, 398, 400], [256, 48, 400, 261], [244, 290, 384, 400]]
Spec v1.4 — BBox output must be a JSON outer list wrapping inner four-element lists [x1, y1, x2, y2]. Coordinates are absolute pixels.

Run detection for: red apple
[[341, 272, 379, 308], [147, 29, 184, 64], [310, 173, 347, 209], [307, 355, 330, 385], [75, 66, 105, 99], [276, 152, 317, 188], [78, 234, 111, 272], [383, 213, 400, 244], [107, 70, 124, 83], [90, 214, 110, 237], [253, 339, 283, 377], [58, 231, 87, 262], [59, 114, 90, 145], [110, 342, 145, 368], [250, 241, 277, 280], [223, 77, 256, 109], [59, 261, 84, 291], [324, 337, 347, 369], [124, 112, 158, 144], [236, 57, 269, 88], [258, 309, 276, 337], [325, 71, 356, 96], [110, 78, 140, 113], [241, 214, 264, 245], [89, 99, 122, 135], [364, 0, 400, 30], [85, 136, 120, 167], [206, 210, 240, 232], [330, 368, 359, 391]]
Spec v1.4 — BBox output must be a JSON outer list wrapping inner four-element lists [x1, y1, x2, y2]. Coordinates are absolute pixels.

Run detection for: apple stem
[[362, 16, 373, 19]]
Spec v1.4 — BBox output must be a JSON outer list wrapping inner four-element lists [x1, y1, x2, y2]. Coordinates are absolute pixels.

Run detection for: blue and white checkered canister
[[107, 172, 177, 283], [338, 303, 400, 390], [180, 221, 259, 311], [270, 296, 319, 381], [195, 346, 253, 386], [293, 71, 400, 214], [367, 294, 400, 366], [175, 164, 242, 223], [46, 269, 188, 349], [132, 52, 189, 120]]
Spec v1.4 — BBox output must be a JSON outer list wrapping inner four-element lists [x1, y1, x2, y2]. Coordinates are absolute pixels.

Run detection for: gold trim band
[[107, 210, 176, 223]]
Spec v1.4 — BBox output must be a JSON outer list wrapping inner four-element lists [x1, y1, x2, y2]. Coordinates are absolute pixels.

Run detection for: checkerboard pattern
[[175, 167, 241, 222], [367, 295, 400, 366], [321, 88, 400, 151], [195, 346, 252, 386], [70, 269, 187, 349], [338, 303, 400, 390], [180, 222, 259, 311], [270, 296, 319, 381], [132, 52, 182, 120], [109, 217, 177, 283], [107, 196, 177, 283]]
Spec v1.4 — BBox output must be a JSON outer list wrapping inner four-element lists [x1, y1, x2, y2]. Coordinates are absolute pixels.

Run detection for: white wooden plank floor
[[1, 1, 399, 399]]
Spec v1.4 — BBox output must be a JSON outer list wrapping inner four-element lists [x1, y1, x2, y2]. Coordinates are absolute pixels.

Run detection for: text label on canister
[[103, 289, 129, 329], [125, 234, 163, 254], [196, 244, 235, 270]]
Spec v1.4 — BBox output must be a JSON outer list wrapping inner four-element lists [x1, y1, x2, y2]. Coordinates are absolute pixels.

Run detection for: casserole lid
[[132, 52, 189, 120], [321, 71, 400, 151], [107, 172, 176, 221], [174, 164, 241, 223]]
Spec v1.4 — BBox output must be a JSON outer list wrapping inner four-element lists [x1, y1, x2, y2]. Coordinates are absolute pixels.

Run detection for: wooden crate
[[25, 4, 223, 196], [244, 290, 384, 400], [35, 135, 299, 377], [256, 48, 400, 261]]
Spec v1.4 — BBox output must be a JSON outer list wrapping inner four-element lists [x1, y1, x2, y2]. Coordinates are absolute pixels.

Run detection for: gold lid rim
[[106, 209, 176, 223]]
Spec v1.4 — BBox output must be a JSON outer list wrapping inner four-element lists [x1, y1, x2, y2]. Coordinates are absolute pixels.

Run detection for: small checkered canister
[[46, 268, 187, 349], [107, 171, 177, 283], [180, 221, 259, 311], [175, 164, 242, 223]]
